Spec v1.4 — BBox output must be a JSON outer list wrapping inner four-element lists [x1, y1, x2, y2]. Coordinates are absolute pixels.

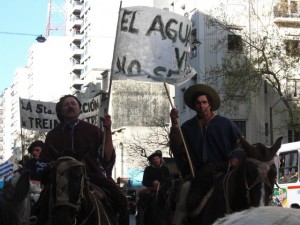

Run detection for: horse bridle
[[224, 158, 275, 214], [244, 158, 275, 205], [49, 157, 86, 224]]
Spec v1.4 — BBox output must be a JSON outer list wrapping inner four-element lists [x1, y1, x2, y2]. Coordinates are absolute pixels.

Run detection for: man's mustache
[[67, 107, 75, 113]]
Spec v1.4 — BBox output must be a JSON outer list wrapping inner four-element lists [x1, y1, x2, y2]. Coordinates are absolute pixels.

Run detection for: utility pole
[[270, 97, 284, 144]]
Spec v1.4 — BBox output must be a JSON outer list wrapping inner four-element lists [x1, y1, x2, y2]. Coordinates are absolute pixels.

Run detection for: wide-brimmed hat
[[184, 84, 221, 111], [28, 140, 44, 154], [147, 150, 162, 161]]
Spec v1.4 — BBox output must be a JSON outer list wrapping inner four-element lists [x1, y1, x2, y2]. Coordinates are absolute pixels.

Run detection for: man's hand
[[170, 108, 179, 127], [153, 180, 160, 189], [102, 114, 112, 130]]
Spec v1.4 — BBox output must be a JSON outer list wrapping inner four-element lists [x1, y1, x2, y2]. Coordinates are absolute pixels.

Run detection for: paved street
[[130, 214, 135, 225]]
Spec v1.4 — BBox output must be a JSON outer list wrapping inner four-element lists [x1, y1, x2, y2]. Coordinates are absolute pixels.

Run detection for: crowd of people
[[2, 83, 246, 225]]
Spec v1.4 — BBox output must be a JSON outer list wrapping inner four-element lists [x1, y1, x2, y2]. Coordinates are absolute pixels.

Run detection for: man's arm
[[142, 167, 153, 187], [102, 114, 114, 161]]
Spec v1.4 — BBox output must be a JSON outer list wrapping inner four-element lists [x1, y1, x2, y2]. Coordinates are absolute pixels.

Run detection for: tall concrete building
[[66, 0, 156, 92], [27, 36, 72, 101]]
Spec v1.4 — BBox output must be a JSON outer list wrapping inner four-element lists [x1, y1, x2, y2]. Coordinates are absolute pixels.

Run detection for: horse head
[[50, 156, 87, 225], [239, 136, 283, 207]]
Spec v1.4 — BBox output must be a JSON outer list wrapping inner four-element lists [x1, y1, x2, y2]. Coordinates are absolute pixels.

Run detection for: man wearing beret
[[136, 150, 171, 224], [19, 140, 46, 206], [142, 150, 170, 189], [24, 140, 45, 182]]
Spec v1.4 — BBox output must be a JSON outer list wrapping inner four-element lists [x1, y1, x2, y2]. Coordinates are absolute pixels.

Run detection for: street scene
[[1, 0, 300, 225]]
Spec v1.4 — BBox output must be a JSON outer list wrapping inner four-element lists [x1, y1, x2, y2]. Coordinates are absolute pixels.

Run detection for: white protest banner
[[19, 96, 101, 132], [113, 6, 196, 84]]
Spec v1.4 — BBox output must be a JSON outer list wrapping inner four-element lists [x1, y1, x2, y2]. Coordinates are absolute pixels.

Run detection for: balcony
[[80, 33, 90, 48], [80, 1, 90, 18], [274, 3, 300, 27], [71, 45, 84, 57], [71, 15, 82, 28], [72, 30, 83, 43], [80, 17, 90, 33], [71, 0, 83, 14], [71, 68, 83, 77], [72, 77, 84, 90]]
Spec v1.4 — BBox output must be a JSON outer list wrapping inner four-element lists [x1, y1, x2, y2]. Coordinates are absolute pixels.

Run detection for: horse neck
[[225, 157, 249, 211]]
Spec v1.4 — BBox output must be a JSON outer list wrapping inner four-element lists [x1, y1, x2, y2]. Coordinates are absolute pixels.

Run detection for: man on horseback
[[169, 84, 243, 224], [136, 150, 171, 225], [142, 150, 171, 189], [36, 95, 129, 225]]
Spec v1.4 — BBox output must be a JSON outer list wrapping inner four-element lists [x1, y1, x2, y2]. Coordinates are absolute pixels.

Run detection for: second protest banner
[[19, 96, 101, 132]]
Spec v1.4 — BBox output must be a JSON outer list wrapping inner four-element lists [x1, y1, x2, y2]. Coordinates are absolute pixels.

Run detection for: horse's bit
[[244, 158, 275, 204]]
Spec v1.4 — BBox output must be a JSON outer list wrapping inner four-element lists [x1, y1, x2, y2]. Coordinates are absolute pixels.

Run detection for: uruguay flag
[[0, 160, 14, 178]]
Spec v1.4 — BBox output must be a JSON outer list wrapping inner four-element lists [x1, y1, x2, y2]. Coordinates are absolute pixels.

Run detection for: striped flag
[[0, 160, 14, 178]]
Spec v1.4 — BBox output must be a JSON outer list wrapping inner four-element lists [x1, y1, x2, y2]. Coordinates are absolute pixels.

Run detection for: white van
[[273, 141, 300, 208]]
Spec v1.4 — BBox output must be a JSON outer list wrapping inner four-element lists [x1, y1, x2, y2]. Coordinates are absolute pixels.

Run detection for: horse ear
[[270, 136, 283, 157], [239, 136, 252, 156], [13, 171, 30, 203]]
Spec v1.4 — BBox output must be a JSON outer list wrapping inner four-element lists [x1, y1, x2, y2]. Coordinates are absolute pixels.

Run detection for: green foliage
[[205, 1, 300, 132]]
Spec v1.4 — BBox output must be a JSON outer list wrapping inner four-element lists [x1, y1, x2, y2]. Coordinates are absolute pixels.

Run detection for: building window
[[290, 0, 299, 14], [288, 129, 300, 142], [264, 80, 268, 94], [278, 150, 298, 183], [228, 34, 243, 52], [265, 123, 269, 136], [274, 0, 300, 16], [233, 120, 246, 138], [191, 29, 198, 58], [285, 40, 300, 56], [287, 79, 300, 98]]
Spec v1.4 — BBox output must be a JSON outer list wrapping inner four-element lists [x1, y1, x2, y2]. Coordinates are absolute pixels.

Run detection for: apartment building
[[67, 0, 155, 93]]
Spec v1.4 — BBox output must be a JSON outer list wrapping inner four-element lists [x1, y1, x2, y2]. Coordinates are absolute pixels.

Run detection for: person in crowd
[[142, 150, 171, 189], [169, 84, 243, 223], [24, 140, 47, 182], [38, 94, 129, 225], [23, 140, 47, 205], [136, 150, 171, 221]]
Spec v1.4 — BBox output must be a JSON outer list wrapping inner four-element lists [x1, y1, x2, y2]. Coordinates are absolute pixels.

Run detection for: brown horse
[[33, 156, 118, 225], [164, 136, 283, 225], [136, 181, 172, 225]]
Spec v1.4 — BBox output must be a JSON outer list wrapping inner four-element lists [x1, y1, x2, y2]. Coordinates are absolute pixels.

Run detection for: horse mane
[[213, 206, 300, 225], [34, 156, 118, 225]]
